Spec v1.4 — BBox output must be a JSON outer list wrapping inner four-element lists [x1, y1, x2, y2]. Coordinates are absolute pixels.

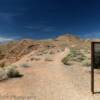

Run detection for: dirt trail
[[0, 48, 100, 100]]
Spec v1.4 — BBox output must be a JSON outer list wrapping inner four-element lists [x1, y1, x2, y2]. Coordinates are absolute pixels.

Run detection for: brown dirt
[[0, 48, 100, 100]]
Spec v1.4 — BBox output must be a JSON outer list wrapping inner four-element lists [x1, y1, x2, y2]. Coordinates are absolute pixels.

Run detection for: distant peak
[[55, 33, 80, 41]]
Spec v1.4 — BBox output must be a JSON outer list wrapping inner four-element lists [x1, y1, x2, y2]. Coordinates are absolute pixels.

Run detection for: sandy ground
[[0, 48, 100, 100]]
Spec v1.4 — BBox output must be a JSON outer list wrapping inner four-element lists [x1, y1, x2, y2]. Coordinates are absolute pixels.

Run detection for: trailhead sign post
[[91, 42, 100, 94]]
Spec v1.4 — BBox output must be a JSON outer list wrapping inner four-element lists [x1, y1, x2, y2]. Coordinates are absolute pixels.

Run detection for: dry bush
[[30, 57, 41, 61], [21, 63, 31, 68], [45, 56, 53, 61], [0, 62, 5, 68], [82, 59, 91, 67], [36, 52, 43, 56], [62, 48, 87, 65], [42, 50, 48, 54], [4, 66, 23, 78], [0, 68, 8, 81], [0, 65, 22, 81], [69, 48, 86, 61], [49, 51, 55, 55], [30, 58, 34, 61], [62, 55, 71, 65], [57, 49, 60, 52]]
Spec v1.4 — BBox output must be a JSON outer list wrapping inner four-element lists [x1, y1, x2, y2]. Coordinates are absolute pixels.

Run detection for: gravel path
[[0, 48, 100, 100]]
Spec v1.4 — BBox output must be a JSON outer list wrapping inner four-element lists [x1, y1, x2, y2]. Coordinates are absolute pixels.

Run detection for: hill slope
[[0, 34, 91, 66]]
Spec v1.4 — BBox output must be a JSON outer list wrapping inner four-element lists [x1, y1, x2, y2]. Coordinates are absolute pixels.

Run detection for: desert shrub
[[0, 54, 5, 60], [36, 52, 43, 56], [45, 56, 53, 61], [61, 48, 65, 52], [30, 58, 34, 61], [0, 61, 5, 68], [37, 49, 49, 55], [10, 65, 18, 68], [46, 45, 55, 49], [5, 66, 23, 78], [49, 51, 55, 55], [69, 48, 87, 62], [34, 57, 41, 61], [42, 51, 48, 54], [21, 64, 31, 68], [0, 65, 22, 81], [62, 55, 71, 65], [57, 49, 60, 52], [62, 48, 87, 65], [0, 68, 8, 81], [82, 59, 91, 67]]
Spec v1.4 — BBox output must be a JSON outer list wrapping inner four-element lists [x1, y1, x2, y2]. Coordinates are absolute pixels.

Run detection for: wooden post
[[91, 42, 94, 94]]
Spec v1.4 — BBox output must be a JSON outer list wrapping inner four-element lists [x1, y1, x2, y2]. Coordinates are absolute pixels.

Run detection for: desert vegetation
[[21, 63, 31, 68], [45, 55, 53, 61], [0, 65, 23, 81], [62, 48, 91, 66], [5, 66, 23, 78], [0, 68, 8, 81], [0, 34, 100, 100], [0, 34, 92, 82], [0, 34, 91, 66], [82, 59, 91, 66]]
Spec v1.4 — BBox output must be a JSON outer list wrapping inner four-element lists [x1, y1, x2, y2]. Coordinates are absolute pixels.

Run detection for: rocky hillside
[[55, 34, 91, 49], [0, 34, 91, 66]]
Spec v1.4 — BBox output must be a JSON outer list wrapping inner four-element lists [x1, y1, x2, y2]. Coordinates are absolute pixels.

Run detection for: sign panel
[[91, 42, 100, 94], [94, 43, 100, 68]]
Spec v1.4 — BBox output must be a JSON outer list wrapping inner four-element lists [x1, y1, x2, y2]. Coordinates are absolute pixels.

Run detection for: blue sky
[[0, 0, 100, 41]]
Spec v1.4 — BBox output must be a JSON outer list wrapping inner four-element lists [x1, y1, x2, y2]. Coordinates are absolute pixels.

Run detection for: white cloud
[[0, 37, 14, 42]]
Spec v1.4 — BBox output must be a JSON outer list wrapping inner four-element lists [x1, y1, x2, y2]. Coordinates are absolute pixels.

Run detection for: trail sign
[[91, 42, 100, 94]]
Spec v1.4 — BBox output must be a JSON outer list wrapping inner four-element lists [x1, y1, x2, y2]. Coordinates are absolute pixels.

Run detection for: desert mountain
[[55, 34, 91, 49], [0, 34, 91, 66]]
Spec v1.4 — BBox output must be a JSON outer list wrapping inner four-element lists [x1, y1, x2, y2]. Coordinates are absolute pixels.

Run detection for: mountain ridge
[[0, 33, 98, 66]]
